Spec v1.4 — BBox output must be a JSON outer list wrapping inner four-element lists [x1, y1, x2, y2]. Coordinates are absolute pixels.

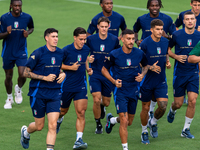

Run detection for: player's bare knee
[[36, 125, 44, 131], [188, 99, 196, 107], [93, 98, 101, 106], [60, 108, 68, 116]]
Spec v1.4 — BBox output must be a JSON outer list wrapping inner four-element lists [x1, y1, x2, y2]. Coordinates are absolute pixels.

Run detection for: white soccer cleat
[[14, 84, 23, 104], [4, 97, 13, 109]]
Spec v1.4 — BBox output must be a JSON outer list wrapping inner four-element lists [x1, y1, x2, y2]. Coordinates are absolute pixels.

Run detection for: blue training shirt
[[26, 45, 64, 99], [169, 29, 200, 76], [0, 12, 34, 58], [133, 12, 176, 40], [62, 43, 90, 92], [175, 10, 200, 29], [86, 33, 120, 77], [139, 36, 169, 87], [87, 11, 126, 37], [104, 47, 148, 98]]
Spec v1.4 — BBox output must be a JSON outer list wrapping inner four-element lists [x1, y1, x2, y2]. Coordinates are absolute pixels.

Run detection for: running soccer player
[[167, 11, 200, 139], [87, 0, 127, 39], [56, 27, 93, 150], [86, 17, 120, 134], [20, 28, 66, 150], [175, 0, 200, 31], [0, 0, 34, 109], [133, 0, 176, 119], [139, 19, 171, 144]]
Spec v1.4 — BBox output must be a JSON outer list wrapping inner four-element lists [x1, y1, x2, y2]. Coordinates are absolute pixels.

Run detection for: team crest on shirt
[[14, 21, 19, 28], [100, 44, 105, 51], [51, 57, 56, 64], [127, 59, 131, 66], [60, 100, 63, 106], [78, 55, 82, 61], [117, 104, 119, 110], [34, 109, 37, 115], [187, 39, 192, 46], [109, 22, 111, 28], [157, 47, 161, 54]]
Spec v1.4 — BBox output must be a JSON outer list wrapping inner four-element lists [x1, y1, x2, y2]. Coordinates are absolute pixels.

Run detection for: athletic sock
[[183, 116, 193, 130], [47, 148, 53, 150], [95, 118, 101, 126], [7, 93, 13, 99], [151, 117, 158, 125], [76, 132, 83, 141], [141, 125, 148, 133], [122, 143, 128, 150], [110, 117, 118, 124], [149, 101, 157, 112], [58, 116, 64, 123], [170, 106, 176, 113], [24, 129, 30, 138]]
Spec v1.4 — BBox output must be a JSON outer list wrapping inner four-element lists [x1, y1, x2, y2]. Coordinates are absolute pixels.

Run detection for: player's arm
[[85, 58, 93, 76], [0, 25, 12, 40], [56, 70, 66, 84], [134, 32, 143, 47], [188, 55, 200, 63], [61, 62, 80, 71], [23, 27, 34, 38], [101, 66, 122, 88], [135, 65, 148, 82], [147, 61, 161, 74], [23, 67, 56, 82], [166, 54, 171, 69], [168, 47, 187, 63]]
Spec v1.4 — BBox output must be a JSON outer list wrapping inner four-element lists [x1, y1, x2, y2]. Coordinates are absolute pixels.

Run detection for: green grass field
[[0, 0, 200, 149]]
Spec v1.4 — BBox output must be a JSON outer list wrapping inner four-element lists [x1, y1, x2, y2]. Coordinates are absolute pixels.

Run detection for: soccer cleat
[[56, 116, 64, 134], [100, 104, 106, 119], [141, 132, 150, 144], [105, 113, 115, 134], [4, 97, 14, 109], [15, 84, 23, 104], [73, 138, 88, 149], [148, 120, 158, 138], [95, 124, 103, 134], [167, 109, 176, 123], [181, 128, 194, 139], [20, 125, 30, 149]]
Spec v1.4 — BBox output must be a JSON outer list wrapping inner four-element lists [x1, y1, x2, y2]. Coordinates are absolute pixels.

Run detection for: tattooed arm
[[23, 67, 56, 82]]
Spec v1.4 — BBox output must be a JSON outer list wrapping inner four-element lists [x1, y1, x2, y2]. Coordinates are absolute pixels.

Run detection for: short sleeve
[[168, 33, 176, 48], [120, 16, 127, 31], [26, 49, 41, 70], [141, 52, 148, 67], [139, 41, 147, 54], [175, 13, 183, 28], [133, 17, 141, 33], [104, 53, 115, 70], [87, 19, 97, 34], [27, 15, 34, 29]]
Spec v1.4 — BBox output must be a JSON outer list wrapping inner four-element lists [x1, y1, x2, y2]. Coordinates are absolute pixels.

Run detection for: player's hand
[[114, 79, 122, 88], [87, 68, 93, 76], [198, 26, 200, 32], [150, 61, 161, 74], [71, 61, 81, 71], [56, 72, 66, 84], [166, 60, 171, 69], [136, 39, 143, 47], [44, 74, 56, 82], [7, 26, 12, 34], [23, 30, 28, 38], [176, 55, 187, 63], [88, 55, 94, 63], [135, 73, 144, 82]]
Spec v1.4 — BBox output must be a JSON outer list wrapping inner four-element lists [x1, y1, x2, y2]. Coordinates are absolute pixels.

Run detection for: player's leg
[[4, 69, 14, 109], [14, 66, 26, 104], [73, 98, 88, 149], [46, 98, 60, 150], [20, 97, 46, 149], [56, 92, 73, 134], [149, 95, 156, 120]]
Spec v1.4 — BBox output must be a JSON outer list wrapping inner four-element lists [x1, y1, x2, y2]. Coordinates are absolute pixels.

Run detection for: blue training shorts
[[114, 95, 138, 115], [89, 75, 113, 97], [173, 74, 199, 97], [3, 57, 27, 70], [60, 90, 88, 108], [139, 81, 168, 102], [30, 96, 60, 118]]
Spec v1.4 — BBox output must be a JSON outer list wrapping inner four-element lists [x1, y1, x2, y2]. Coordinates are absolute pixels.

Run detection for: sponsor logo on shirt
[[127, 59, 131, 66], [51, 57, 56, 64], [34, 109, 37, 115], [100, 44, 105, 51], [78, 55, 82, 61], [187, 39, 192, 46], [14, 21, 19, 28], [157, 47, 161, 54]]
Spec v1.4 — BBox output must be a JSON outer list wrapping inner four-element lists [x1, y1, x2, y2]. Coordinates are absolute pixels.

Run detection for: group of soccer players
[[1, 0, 200, 150]]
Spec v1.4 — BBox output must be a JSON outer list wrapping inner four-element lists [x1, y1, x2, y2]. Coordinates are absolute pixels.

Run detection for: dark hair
[[44, 28, 58, 40], [73, 27, 86, 37], [122, 29, 134, 37], [10, 0, 22, 12], [147, 0, 163, 9], [100, 0, 103, 4], [151, 19, 164, 28], [184, 11, 195, 18], [191, 0, 200, 3], [97, 17, 110, 25]]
